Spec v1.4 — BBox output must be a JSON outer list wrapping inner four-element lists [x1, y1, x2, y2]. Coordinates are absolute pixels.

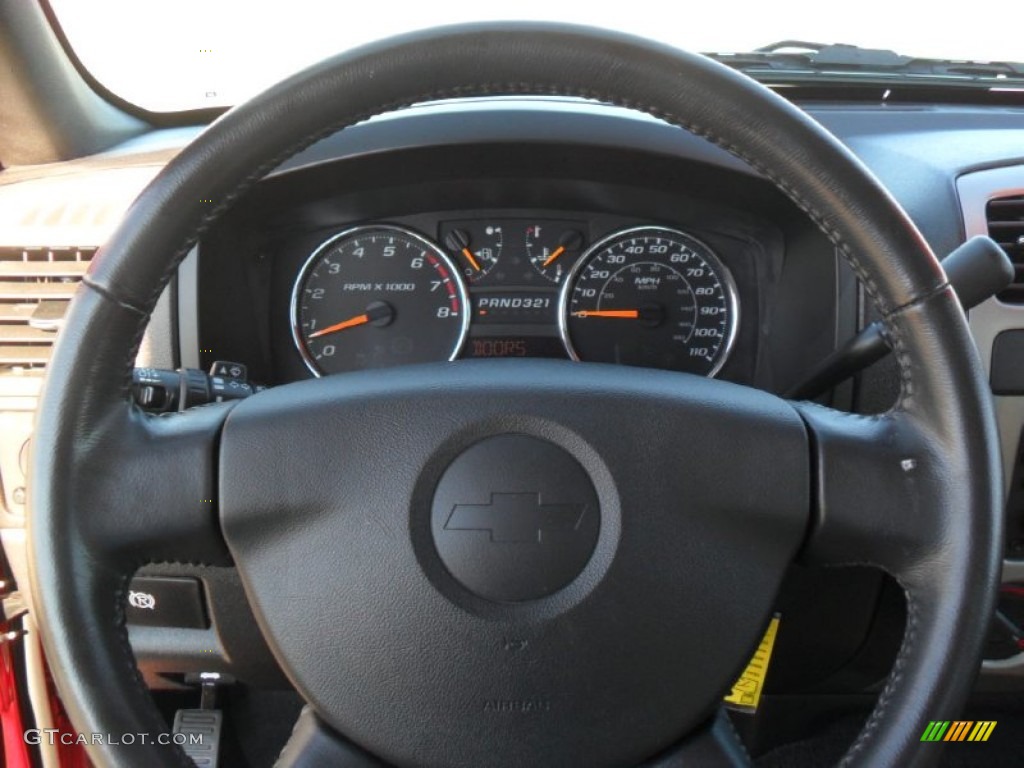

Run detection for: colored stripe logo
[[920, 721, 996, 742]]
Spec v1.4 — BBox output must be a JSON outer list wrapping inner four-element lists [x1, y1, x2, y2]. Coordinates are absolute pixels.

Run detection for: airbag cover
[[219, 360, 808, 768]]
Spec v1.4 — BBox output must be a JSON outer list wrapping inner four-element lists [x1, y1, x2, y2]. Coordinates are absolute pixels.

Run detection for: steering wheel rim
[[27, 22, 1002, 768]]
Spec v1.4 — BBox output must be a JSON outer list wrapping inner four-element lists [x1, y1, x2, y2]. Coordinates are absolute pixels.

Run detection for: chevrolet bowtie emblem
[[444, 492, 586, 543]]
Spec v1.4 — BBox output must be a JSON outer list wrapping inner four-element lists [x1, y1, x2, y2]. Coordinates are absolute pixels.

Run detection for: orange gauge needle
[[307, 313, 370, 339], [461, 248, 482, 272], [573, 309, 640, 319], [542, 245, 566, 267]]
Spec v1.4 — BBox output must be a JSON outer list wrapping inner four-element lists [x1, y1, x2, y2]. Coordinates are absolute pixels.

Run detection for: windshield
[[50, 0, 1023, 112]]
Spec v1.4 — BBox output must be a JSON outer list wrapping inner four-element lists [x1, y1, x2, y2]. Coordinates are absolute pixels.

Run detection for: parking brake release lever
[[786, 236, 1014, 401]]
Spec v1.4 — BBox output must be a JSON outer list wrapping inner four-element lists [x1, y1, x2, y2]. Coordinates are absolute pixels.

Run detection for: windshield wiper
[[706, 41, 1024, 86]]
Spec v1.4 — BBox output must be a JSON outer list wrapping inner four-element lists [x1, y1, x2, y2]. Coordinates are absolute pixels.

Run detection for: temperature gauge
[[526, 225, 584, 283]]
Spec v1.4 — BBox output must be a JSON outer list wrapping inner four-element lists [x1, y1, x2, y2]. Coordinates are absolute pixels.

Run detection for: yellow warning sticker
[[723, 615, 780, 713]]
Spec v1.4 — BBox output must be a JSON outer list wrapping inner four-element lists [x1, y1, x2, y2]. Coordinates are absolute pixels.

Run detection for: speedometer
[[291, 224, 469, 376], [559, 226, 738, 376]]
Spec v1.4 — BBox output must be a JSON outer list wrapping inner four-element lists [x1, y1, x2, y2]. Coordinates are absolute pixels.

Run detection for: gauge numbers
[[292, 225, 469, 376], [560, 227, 738, 376]]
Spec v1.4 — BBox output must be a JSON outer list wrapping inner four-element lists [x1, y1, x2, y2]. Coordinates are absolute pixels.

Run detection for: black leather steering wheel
[[28, 23, 1003, 768]]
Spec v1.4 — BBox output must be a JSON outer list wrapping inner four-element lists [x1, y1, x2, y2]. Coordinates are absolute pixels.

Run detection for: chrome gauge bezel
[[290, 223, 472, 377], [557, 225, 740, 378]]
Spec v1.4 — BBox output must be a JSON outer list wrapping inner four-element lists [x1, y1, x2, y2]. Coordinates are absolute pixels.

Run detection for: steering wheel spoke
[[274, 704, 751, 768], [793, 289, 1002, 589], [794, 403, 946, 573], [51, 394, 234, 569], [643, 709, 751, 767], [90, 403, 234, 565], [276, 708, 384, 768]]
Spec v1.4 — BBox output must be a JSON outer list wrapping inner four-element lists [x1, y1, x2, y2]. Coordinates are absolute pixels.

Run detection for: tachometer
[[559, 226, 738, 376], [291, 225, 469, 376]]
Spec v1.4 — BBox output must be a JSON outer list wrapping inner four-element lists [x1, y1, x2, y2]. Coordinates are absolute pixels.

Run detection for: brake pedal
[[173, 673, 225, 767]]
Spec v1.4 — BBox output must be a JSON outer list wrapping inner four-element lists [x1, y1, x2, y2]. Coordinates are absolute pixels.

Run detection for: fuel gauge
[[526, 225, 584, 283], [442, 222, 503, 282]]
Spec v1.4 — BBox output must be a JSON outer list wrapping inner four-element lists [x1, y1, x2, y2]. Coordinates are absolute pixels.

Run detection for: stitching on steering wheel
[[721, 709, 754, 763], [839, 585, 919, 766]]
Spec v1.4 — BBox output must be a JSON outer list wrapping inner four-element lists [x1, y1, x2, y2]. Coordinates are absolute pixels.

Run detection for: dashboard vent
[[0, 246, 95, 373], [987, 196, 1024, 303]]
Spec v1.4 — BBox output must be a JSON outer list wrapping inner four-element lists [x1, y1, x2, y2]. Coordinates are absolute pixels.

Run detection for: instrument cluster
[[290, 216, 741, 378]]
